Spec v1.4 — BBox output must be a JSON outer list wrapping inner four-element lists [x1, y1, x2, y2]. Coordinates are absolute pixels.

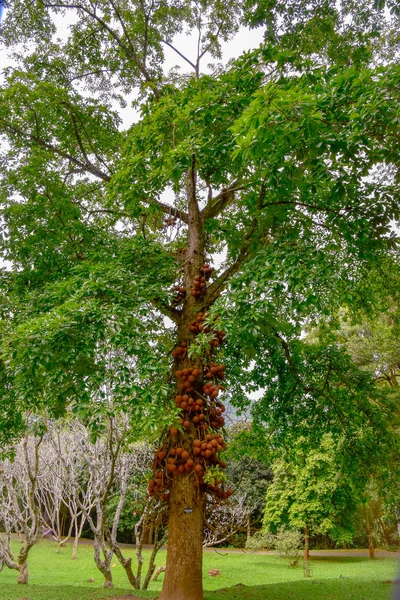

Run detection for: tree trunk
[[93, 537, 114, 588], [72, 534, 79, 560], [304, 524, 310, 561], [160, 163, 207, 600], [142, 523, 166, 590], [147, 522, 154, 545], [364, 504, 375, 559], [159, 475, 204, 600], [106, 534, 138, 589], [17, 542, 33, 585], [71, 514, 85, 560], [246, 512, 251, 542], [378, 516, 392, 546]]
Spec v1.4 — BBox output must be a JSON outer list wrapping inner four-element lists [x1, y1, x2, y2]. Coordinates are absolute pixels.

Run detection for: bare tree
[[0, 415, 167, 589], [203, 494, 248, 548], [0, 428, 43, 584], [36, 431, 90, 558]]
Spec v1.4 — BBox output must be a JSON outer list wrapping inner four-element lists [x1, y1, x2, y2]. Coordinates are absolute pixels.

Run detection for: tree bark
[[72, 513, 86, 560], [17, 542, 33, 584], [147, 523, 153, 545], [304, 524, 310, 561], [364, 504, 375, 559], [159, 475, 204, 600], [378, 516, 391, 546], [93, 536, 114, 587]]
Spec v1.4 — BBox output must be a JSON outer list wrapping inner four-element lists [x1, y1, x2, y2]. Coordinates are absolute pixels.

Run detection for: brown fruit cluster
[[191, 275, 207, 298], [149, 263, 233, 502], [148, 433, 232, 498], [200, 263, 215, 280], [173, 285, 186, 305], [205, 363, 225, 380], [188, 311, 207, 334], [174, 366, 226, 431], [148, 471, 169, 501], [171, 340, 188, 359], [211, 330, 225, 348]]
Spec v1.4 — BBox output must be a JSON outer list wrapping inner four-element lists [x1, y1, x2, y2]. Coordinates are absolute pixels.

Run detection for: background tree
[[263, 435, 361, 560], [1, 2, 400, 599], [0, 425, 44, 584]]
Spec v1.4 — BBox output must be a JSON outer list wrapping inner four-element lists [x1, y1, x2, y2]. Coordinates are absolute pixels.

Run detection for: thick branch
[[2, 121, 111, 182], [149, 198, 189, 224], [151, 298, 181, 324], [201, 180, 243, 220], [200, 217, 258, 312]]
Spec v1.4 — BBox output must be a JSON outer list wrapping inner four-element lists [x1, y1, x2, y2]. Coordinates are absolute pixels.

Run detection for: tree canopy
[[1, 1, 400, 598]]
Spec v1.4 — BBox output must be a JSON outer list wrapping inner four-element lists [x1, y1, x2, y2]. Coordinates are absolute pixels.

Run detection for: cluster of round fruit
[[171, 340, 188, 359], [200, 263, 215, 280], [148, 432, 232, 498], [190, 275, 207, 298], [203, 380, 223, 400], [205, 363, 225, 380], [148, 471, 169, 501], [210, 330, 225, 348], [192, 434, 226, 460], [173, 284, 186, 305], [188, 311, 208, 334], [208, 402, 225, 429], [175, 366, 201, 392]]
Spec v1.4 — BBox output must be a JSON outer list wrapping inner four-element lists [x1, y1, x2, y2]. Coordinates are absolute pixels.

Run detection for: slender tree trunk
[[93, 537, 114, 588], [17, 542, 33, 584], [142, 521, 167, 590], [0, 534, 19, 572], [159, 476, 204, 600], [145, 519, 152, 545], [364, 505, 375, 559], [71, 514, 86, 560], [304, 524, 310, 561], [71, 535, 79, 561], [378, 516, 391, 546], [246, 512, 252, 542]]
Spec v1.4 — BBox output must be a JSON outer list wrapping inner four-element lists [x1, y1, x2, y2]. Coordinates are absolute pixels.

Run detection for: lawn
[[0, 540, 398, 600]]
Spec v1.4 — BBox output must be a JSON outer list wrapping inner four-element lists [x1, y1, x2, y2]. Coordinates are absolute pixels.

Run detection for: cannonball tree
[[1, 1, 400, 599]]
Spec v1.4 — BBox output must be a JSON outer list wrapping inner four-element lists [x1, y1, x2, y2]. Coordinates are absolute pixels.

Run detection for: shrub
[[245, 530, 276, 551], [275, 526, 303, 567]]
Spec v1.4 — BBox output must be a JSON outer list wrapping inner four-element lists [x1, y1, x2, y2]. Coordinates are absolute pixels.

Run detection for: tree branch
[[151, 298, 181, 324], [201, 180, 244, 220], [162, 40, 197, 71], [199, 182, 268, 310], [2, 120, 111, 182], [148, 198, 189, 224], [41, 0, 160, 96]]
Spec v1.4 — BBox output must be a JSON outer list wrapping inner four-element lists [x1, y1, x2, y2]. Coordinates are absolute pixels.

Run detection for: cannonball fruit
[[148, 264, 234, 503]]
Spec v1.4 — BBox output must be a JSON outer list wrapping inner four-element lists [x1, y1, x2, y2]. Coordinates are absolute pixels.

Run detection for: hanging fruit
[[148, 263, 233, 503]]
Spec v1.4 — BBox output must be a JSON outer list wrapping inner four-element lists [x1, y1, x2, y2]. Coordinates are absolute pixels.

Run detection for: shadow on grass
[[0, 575, 395, 600], [310, 556, 377, 564], [205, 578, 394, 600], [0, 584, 156, 600]]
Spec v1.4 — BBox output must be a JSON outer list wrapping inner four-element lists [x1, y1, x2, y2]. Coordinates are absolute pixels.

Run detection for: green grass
[[0, 540, 397, 600]]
